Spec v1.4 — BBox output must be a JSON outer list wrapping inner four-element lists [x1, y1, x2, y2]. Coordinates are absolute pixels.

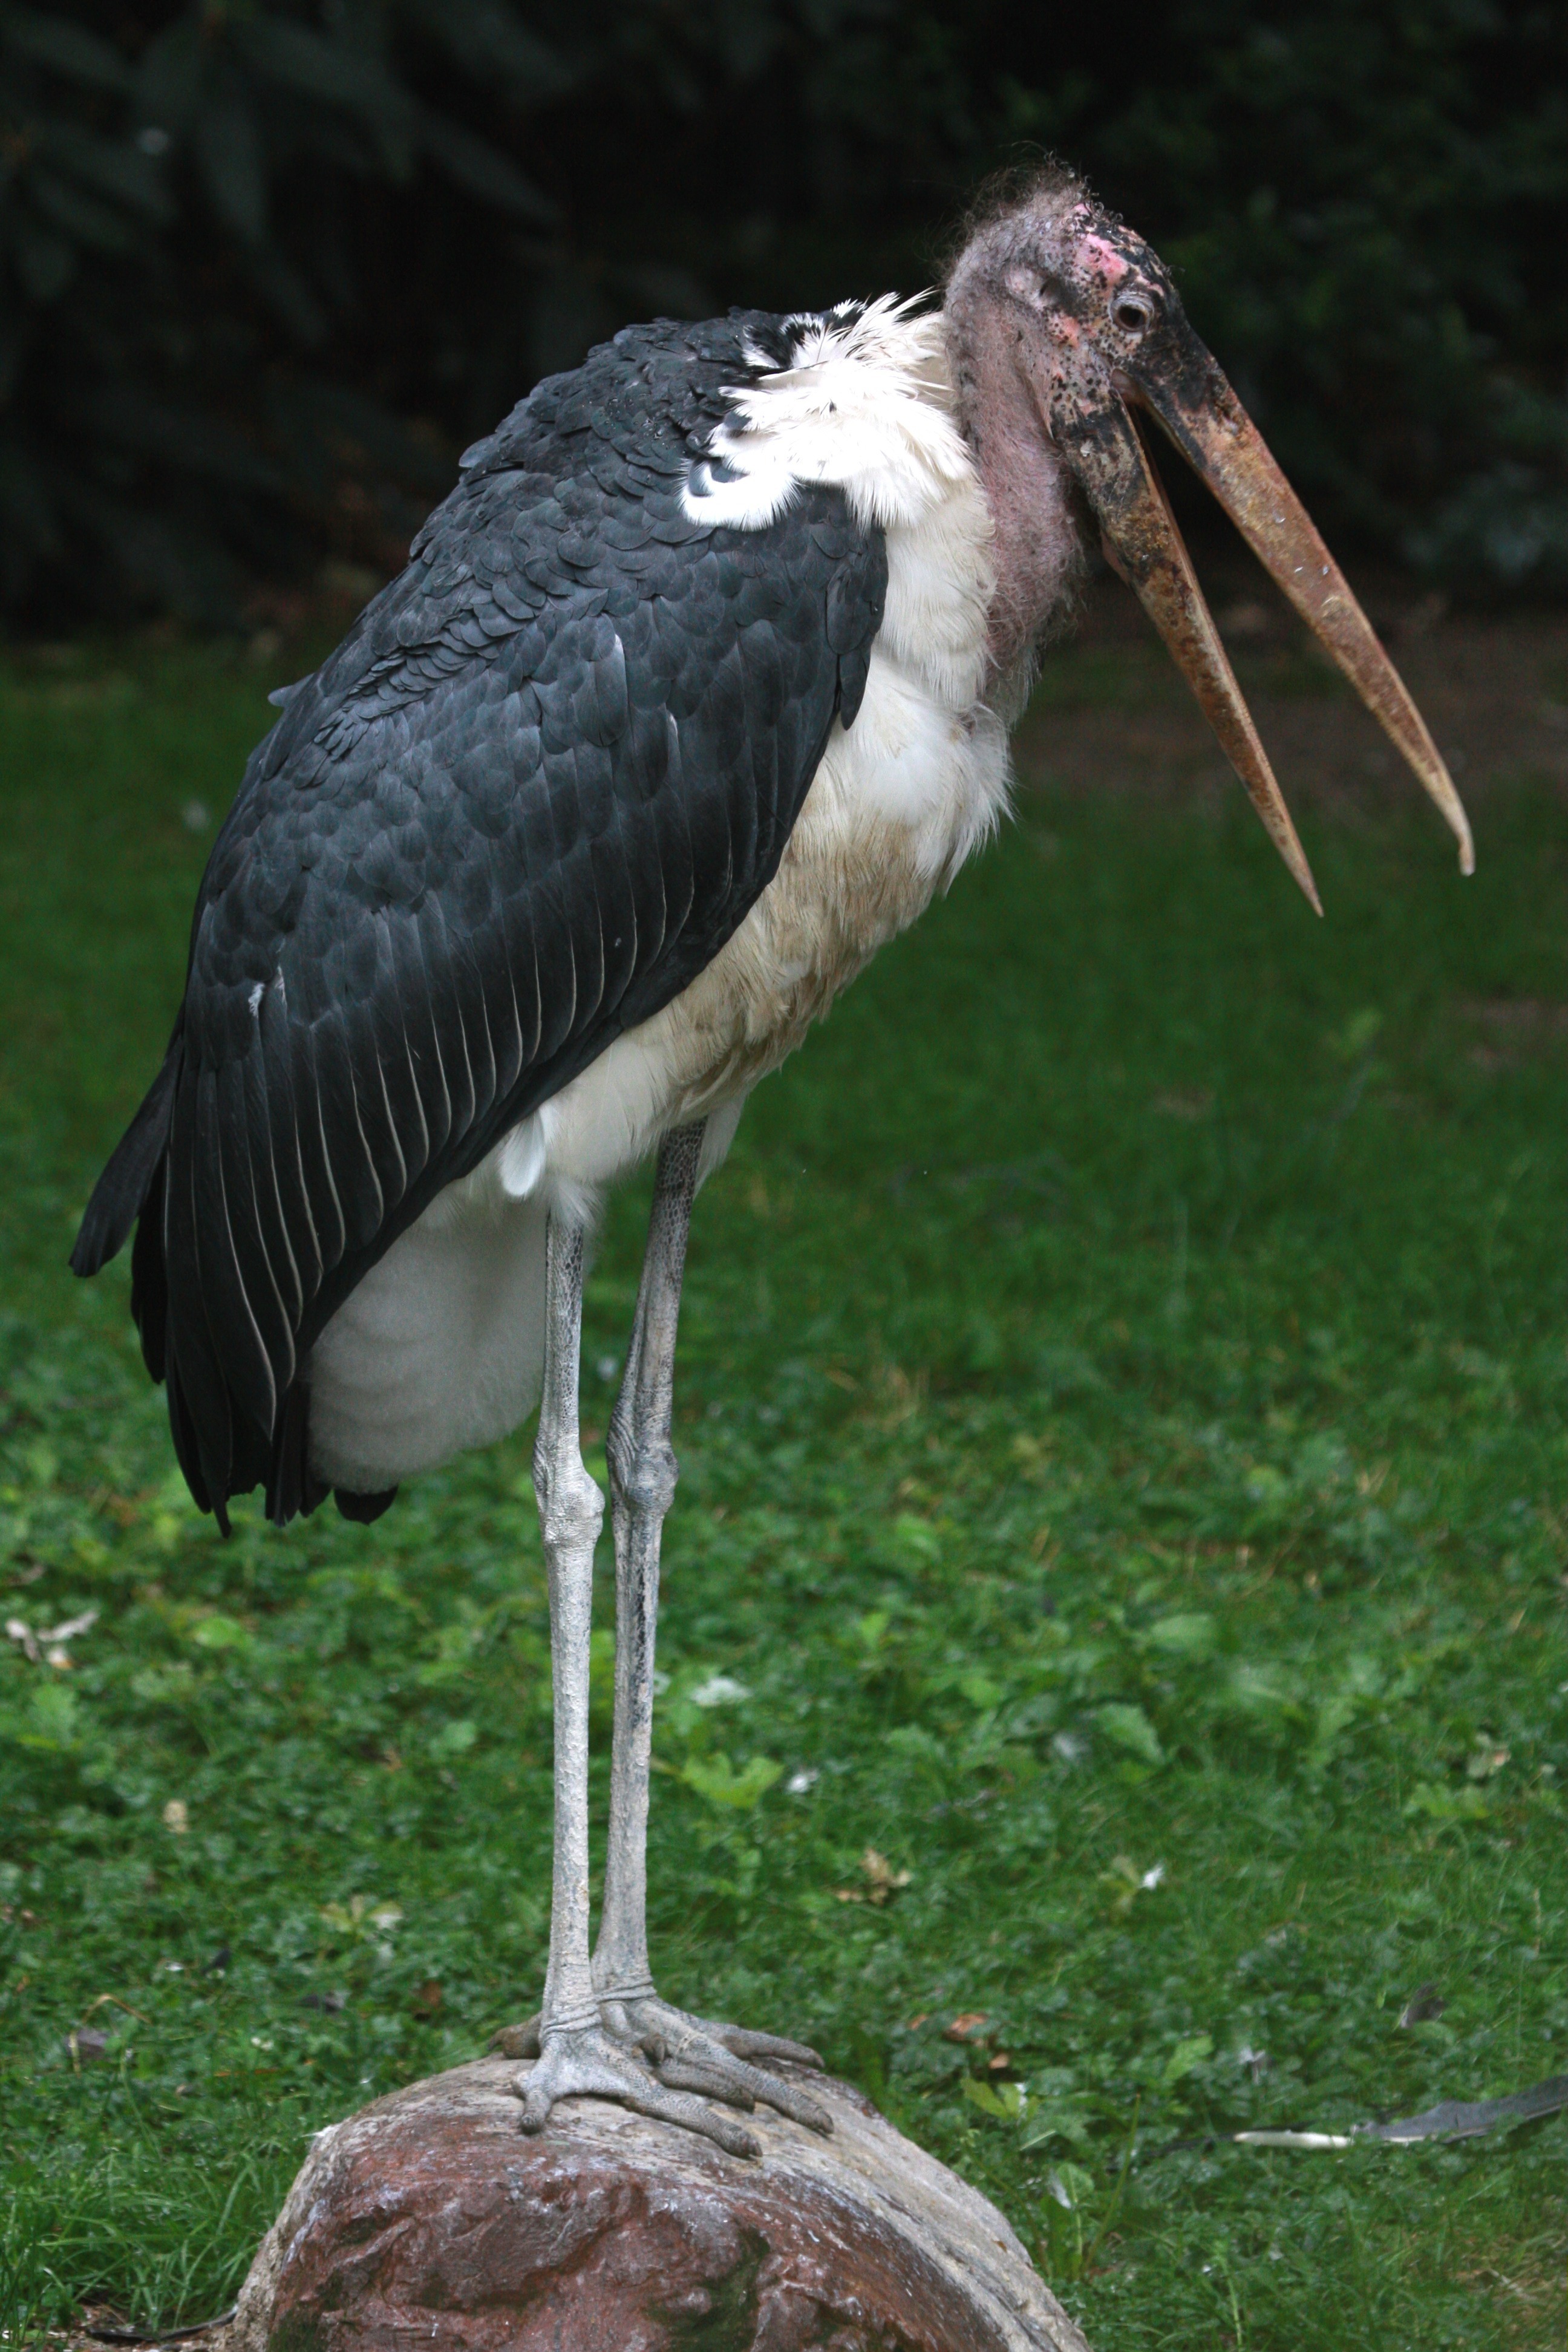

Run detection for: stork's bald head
[[946, 170, 1197, 414], [943, 168, 1473, 905]]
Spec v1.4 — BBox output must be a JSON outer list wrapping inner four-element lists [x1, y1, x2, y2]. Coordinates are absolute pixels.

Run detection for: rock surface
[[222, 2054, 1093, 2352]]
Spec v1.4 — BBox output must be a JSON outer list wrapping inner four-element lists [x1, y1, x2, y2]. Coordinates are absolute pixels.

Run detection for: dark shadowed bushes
[[2, 0, 1566, 623]]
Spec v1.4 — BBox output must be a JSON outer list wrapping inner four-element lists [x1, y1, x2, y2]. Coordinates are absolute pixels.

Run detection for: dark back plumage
[[73, 311, 888, 1531]]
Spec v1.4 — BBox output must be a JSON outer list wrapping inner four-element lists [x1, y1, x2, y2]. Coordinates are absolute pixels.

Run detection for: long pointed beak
[[1054, 391, 1324, 910], [1146, 380, 1473, 876]]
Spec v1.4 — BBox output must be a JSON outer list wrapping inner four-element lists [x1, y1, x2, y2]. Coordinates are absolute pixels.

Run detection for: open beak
[[1051, 342, 1473, 909]]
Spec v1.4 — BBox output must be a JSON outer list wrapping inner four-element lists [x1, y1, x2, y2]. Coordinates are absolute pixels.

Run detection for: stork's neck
[[941, 299, 1080, 689]]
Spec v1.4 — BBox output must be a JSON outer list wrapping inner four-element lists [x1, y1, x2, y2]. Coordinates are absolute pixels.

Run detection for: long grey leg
[[515, 1205, 757, 2155], [592, 1125, 832, 2135], [594, 1120, 706, 2001], [531, 1215, 602, 2041]]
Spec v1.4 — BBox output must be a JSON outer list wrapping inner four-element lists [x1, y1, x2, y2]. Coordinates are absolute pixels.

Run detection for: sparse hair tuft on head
[[939, 155, 1102, 288]]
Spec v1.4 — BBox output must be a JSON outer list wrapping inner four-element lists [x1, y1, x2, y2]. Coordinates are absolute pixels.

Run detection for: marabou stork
[[73, 169, 1472, 2155]]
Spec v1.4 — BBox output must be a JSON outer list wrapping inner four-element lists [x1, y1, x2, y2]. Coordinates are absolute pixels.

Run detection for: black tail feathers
[[335, 1483, 399, 1524], [71, 1024, 399, 1537], [71, 1030, 182, 1278]]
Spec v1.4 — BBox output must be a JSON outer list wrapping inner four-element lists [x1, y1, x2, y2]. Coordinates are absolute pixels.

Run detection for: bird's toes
[[627, 2083, 759, 2160], [760, 2074, 834, 2135], [511, 2025, 760, 2157], [653, 2039, 832, 2133], [509, 2003, 822, 2131], [517, 2077, 554, 2132], [655, 2052, 759, 2108], [717, 2053, 834, 2134], [595, 1995, 829, 2129], [712, 2024, 825, 2069]]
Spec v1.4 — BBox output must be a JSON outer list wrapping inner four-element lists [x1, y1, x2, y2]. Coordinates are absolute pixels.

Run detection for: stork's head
[[944, 169, 1472, 907]]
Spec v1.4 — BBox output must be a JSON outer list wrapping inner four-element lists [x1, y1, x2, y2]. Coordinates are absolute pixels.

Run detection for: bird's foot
[[513, 2020, 759, 2157], [492, 1994, 831, 2134], [605, 1991, 833, 2135]]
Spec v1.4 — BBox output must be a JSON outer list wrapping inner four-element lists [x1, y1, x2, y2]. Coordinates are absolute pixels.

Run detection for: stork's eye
[[1112, 295, 1153, 335]]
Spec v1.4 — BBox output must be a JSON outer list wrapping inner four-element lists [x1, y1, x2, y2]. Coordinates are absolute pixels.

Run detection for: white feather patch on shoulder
[[684, 297, 996, 716], [686, 299, 972, 526]]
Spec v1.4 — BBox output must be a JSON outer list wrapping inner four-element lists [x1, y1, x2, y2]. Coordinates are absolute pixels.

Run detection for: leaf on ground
[[1096, 1702, 1165, 1765], [1145, 1612, 1217, 1659], [429, 1718, 479, 1761], [963, 2074, 1025, 2118], [680, 1752, 782, 1809], [1405, 1780, 1491, 1823], [1161, 2032, 1214, 2086], [1021, 2096, 1096, 2152], [189, 1613, 250, 1651]]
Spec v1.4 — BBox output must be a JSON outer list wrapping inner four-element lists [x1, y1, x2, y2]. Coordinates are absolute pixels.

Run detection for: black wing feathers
[[74, 309, 889, 1526]]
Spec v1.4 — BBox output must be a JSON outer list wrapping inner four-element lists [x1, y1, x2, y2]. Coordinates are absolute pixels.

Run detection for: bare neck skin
[[942, 283, 1080, 691]]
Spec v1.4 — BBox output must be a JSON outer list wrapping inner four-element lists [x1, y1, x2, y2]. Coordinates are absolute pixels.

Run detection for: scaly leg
[[593, 1123, 831, 2135], [514, 1207, 757, 2156]]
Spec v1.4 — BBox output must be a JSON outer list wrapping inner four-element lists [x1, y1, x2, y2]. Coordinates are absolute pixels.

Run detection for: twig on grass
[[83, 2308, 236, 2345]]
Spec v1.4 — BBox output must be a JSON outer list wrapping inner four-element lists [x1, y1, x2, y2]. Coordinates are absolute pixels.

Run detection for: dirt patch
[[1459, 997, 1568, 1071], [1016, 572, 1568, 829]]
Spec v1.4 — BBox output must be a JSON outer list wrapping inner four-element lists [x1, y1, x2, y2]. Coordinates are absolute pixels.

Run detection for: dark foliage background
[[4, 0, 1566, 624]]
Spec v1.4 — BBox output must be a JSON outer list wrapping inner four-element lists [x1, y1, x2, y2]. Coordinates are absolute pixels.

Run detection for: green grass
[[1, 633, 1565, 2349]]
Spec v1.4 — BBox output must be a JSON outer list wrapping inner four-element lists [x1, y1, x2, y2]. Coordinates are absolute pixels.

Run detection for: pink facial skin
[[1079, 234, 1129, 285]]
